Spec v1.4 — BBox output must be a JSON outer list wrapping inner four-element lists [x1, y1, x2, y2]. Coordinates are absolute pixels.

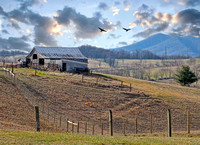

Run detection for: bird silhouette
[[98, 27, 107, 32], [123, 28, 131, 32]]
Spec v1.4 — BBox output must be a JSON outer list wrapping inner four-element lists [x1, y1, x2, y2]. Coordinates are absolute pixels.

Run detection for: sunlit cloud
[[112, 7, 120, 16], [129, 22, 137, 28]]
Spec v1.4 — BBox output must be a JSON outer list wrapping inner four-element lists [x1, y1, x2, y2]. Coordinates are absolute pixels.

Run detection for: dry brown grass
[[1, 68, 200, 135]]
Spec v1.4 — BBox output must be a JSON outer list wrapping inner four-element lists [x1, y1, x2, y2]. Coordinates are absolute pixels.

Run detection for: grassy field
[[1, 130, 200, 144]]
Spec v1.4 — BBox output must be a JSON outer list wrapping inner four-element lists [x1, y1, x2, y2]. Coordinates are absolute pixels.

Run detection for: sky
[[0, 0, 200, 52]]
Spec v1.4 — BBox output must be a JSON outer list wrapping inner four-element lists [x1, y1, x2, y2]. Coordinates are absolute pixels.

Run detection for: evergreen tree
[[174, 65, 198, 86]]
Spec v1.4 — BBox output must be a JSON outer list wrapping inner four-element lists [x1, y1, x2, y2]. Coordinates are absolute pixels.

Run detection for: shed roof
[[27, 46, 87, 59]]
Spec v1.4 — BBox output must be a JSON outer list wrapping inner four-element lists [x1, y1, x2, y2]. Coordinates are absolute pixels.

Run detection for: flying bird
[[123, 28, 131, 32], [98, 27, 107, 32]]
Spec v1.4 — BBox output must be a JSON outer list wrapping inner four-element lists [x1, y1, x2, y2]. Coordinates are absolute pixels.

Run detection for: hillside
[[114, 33, 200, 57], [0, 72, 56, 132], [1, 68, 200, 135]]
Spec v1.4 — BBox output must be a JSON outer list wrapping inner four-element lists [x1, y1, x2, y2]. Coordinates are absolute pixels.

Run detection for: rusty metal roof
[[34, 46, 87, 59]]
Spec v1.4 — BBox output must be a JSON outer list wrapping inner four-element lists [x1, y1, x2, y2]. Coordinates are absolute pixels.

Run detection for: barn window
[[33, 54, 37, 59], [39, 58, 44, 65]]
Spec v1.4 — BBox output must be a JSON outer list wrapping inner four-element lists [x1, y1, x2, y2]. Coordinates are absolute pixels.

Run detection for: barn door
[[62, 63, 66, 71]]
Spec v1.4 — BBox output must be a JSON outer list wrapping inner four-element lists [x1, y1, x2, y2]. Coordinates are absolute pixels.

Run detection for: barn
[[26, 46, 88, 72]]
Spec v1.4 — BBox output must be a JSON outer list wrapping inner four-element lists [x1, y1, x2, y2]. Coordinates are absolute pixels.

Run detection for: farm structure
[[26, 46, 88, 72]]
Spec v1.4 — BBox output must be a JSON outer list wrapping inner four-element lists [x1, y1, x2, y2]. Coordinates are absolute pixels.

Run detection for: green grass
[[1, 130, 200, 145]]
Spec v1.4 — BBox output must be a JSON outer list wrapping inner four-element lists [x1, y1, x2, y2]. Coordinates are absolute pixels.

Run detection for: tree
[[174, 65, 198, 86]]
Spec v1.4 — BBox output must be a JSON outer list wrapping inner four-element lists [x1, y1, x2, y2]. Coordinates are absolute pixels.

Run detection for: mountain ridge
[[113, 33, 200, 57]]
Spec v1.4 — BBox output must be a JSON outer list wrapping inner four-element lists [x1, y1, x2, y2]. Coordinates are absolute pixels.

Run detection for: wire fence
[[1, 67, 200, 136]]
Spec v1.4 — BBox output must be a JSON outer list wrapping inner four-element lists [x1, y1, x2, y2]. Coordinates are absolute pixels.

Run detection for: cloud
[[0, 36, 30, 51], [0, 6, 58, 46], [114, 1, 121, 6], [133, 6, 200, 38], [98, 2, 109, 11], [1, 29, 9, 34], [134, 22, 169, 38], [108, 34, 121, 39], [178, 0, 200, 6], [118, 41, 128, 46], [54, 6, 121, 39], [123, 0, 132, 11], [112, 7, 120, 16]]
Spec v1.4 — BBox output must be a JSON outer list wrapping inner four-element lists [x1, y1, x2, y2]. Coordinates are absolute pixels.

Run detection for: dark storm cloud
[[176, 9, 200, 24], [54, 6, 121, 39], [0, 6, 58, 46], [170, 9, 200, 37], [0, 36, 30, 51], [98, 2, 109, 11]]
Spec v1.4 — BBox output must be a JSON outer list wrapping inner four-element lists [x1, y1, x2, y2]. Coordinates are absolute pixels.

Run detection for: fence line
[[1, 67, 200, 136]]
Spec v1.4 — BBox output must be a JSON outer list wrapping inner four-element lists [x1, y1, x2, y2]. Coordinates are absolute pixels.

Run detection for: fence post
[[109, 110, 113, 136], [121, 81, 123, 87], [167, 109, 172, 137], [85, 122, 87, 134], [129, 83, 132, 92], [187, 110, 190, 134], [72, 121, 74, 133], [150, 114, 153, 134], [66, 118, 69, 132], [60, 116, 62, 128], [123, 119, 126, 135], [82, 74, 84, 82], [92, 123, 95, 135], [77, 121, 79, 133], [135, 118, 137, 134], [35, 106, 40, 132], [101, 121, 104, 135], [11, 62, 14, 74]]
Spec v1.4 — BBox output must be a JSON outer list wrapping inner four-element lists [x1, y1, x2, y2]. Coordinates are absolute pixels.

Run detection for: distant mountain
[[0, 50, 28, 57], [113, 33, 200, 57]]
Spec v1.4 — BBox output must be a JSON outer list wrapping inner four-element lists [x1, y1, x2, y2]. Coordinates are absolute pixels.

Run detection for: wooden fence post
[[85, 122, 87, 134], [129, 83, 132, 92], [11, 62, 14, 74], [82, 74, 84, 82], [150, 114, 153, 134], [101, 121, 104, 135], [35, 106, 40, 132], [72, 121, 74, 133], [167, 109, 172, 137], [187, 110, 190, 134], [123, 119, 126, 135], [92, 123, 95, 135], [135, 118, 138, 134], [121, 81, 123, 87], [77, 121, 79, 133], [66, 118, 69, 132], [109, 110, 113, 136]]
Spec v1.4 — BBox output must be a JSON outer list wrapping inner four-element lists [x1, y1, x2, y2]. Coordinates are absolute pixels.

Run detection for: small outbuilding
[[26, 46, 88, 72]]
